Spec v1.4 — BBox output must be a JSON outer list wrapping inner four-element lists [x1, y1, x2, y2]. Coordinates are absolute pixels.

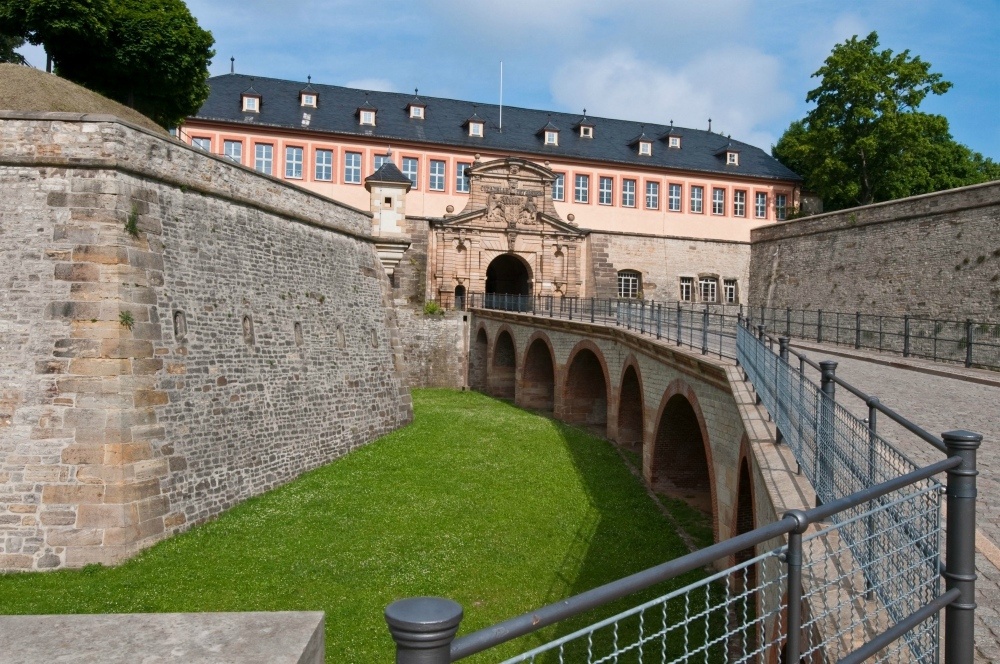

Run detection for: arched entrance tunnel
[[519, 339, 555, 413], [486, 254, 531, 310], [652, 393, 713, 518], [616, 365, 643, 450], [562, 348, 608, 436], [489, 331, 516, 399]]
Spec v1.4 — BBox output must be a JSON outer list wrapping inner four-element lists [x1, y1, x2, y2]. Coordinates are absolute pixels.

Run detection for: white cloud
[[550, 48, 793, 151], [344, 78, 398, 93]]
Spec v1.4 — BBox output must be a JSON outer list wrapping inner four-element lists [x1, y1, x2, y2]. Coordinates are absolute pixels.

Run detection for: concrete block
[[0, 612, 325, 663]]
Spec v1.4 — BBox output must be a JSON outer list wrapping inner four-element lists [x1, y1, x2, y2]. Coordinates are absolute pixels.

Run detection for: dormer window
[[360, 110, 376, 126], [544, 130, 559, 146], [727, 151, 739, 165], [242, 95, 259, 112], [638, 141, 652, 156], [410, 105, 424, 119], [537, 118, 560, 146], [669, 136, 681, 148], [580, 126, 593, 139], [469, 121, 483, 137], [300, 93, 316, 107]]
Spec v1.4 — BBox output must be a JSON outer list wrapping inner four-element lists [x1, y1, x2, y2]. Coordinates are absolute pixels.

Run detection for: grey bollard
[[386, 597, 463, 664]]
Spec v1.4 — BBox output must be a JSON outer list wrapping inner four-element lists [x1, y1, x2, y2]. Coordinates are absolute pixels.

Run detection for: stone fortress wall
[[749, 180, 1000, 322], [0, 112, 412, 571]]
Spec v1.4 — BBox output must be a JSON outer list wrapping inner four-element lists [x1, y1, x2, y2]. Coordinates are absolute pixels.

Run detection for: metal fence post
[[701, 307, 709, 354], [757, 324, 766, 341], [943, 429, 982, 664], [817, 310, 823, 343], [903, 315, 910, 357], [385, 597, 463, 664], [590, 297, 595, 323], [775, 337, 790, 445], [786, 307, 791, 337], [656, 303, 662, 340], [676, 301, 682, 347], [817, 360, 838, 505], [640, 300, 646, 334], [855, 312, 861, 349], [783, 511, 808, 664], [965, 319, 973, 368]]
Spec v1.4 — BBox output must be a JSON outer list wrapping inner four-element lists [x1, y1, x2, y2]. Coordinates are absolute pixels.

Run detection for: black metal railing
[[383, 311, 981, 663]]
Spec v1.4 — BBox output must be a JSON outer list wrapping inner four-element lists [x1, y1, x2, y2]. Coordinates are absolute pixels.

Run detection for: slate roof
[[365, 161, 412, 187], [192, 73, 801, 182]]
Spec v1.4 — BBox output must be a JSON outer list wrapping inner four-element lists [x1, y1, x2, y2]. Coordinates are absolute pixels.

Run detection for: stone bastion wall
[[749, 181, 1000, 322], [0, 112, 413, 571]]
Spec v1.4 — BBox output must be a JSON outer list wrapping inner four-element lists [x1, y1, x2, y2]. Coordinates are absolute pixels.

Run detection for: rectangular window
[[360, 110, 376, 126], [574, 174, 589, 203], [733, 190, 746, 217], [285, 146, 303, 179], [374, 154, 392, 171], [699, 277, 718, 303], [776, 194, 788, 220], [402, 157, 418, 189], [645, 181, 659, 209], [315, 149, 332, 181], [429, 160, 445, 191], [691, 186, 704, 213], [223, 140, 242, 164], [254, 144, 273, 175], [712, 188, 725, 215], [553, 173, 565, 201], [668, 183, 682, 212], [679, 277, 693, 302], [618, 271, 641, 299], [192, 137, 211, 151], [456, 163, 471, 193], [344, 151, 361, 184], [598, 177, 613, 205], [723, 279, 738, 304], [622, 179, 636, 207], [755, 192, 767, 219]]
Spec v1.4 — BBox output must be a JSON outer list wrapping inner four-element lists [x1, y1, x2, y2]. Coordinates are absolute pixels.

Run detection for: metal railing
[[752, 304, 1000, 370], [465, 292, 740, 360], [384, 316, 980, 663]]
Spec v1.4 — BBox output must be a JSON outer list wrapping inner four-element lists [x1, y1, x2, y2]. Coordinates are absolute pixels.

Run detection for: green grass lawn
[[0, 389, 710, 662]]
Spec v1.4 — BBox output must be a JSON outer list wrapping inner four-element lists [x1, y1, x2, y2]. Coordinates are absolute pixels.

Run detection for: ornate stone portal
[[428, 157, 586, 300]]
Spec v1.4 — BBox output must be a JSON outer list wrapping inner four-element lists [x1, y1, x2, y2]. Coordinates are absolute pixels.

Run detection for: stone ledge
[[0, 611, 324, 663]]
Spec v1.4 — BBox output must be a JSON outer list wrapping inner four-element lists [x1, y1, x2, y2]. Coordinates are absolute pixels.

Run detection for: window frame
[[344, 151, 362, 184], [733, 190, 746, 217], [755, 192, 767, 219], [622, 179, 636, 208], [580, 126, 593, 138], [690, 185, 704, 214], [223, 140, 242, 164], [668, 183, 682, 212], [242, 96, 259, 112], [727, 151, 739, 166], [374, 154, 392, 171], [699, 276, 718, 303], [553, 173, 565, 201], [574, 174, 589, 204], [456, 163, 471, 193], [429, 159, 446, 192], [617, 270, 642, 299], [668, 136, 681, 148], [598, 176, 613, 206], [469, 122, 484, 137], [410, 105, 424, 119], [402, 157, 419, 189], [638, 141, 652, 156], [712, 188, 725, 216], [645, 181, 659, 210], [776, 193, 788, 220], [315, 149, 333, 181], [360, 110, 376, 126], [254, 143, 273, 175], [544, 130, 559, 146], [191, 137, 211, 151], [284, 146, 303, 179], [723, 279, 738, 304], [300, 93, 316, 108], [679, 277, 693, 302]]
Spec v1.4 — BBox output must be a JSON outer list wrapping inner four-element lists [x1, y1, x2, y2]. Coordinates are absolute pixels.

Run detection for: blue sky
[[18, 0, 1000, 159]]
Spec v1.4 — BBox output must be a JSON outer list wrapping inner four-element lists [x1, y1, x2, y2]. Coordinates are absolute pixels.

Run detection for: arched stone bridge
[[469, 309, 772, 554]]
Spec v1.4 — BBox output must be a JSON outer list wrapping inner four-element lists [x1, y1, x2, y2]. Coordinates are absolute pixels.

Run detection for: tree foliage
[[0, 31, 26, 64], [0, 0, 214, 128], [773, 31, 1000, 211]]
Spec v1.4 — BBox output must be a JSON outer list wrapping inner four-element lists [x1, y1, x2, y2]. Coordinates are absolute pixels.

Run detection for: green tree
[[773, 31, 999, 211], [0, 31, 27, 64], [0, 0, 214, 128]]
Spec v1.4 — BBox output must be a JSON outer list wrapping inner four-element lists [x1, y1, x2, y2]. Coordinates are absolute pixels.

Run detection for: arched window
[[617, 270, 642, 299]]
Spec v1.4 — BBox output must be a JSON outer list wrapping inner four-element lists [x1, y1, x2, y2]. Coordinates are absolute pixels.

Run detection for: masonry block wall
[[749, 181, 1000, 321], [0, 113, 412, 571], [588, 232, 750, 302], [394, 306, 468, 388]]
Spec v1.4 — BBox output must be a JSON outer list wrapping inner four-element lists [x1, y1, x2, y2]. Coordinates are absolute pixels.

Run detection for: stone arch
[[650, 379, 717, 539], [485, 253, 532, 296], [560, 340, 610, 437], [733, 444, 756, 567], [615, 357, 644, 451], [489, 327, 517, 399], [470, 325, 488, 391], [517, 333, 555, 413]]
